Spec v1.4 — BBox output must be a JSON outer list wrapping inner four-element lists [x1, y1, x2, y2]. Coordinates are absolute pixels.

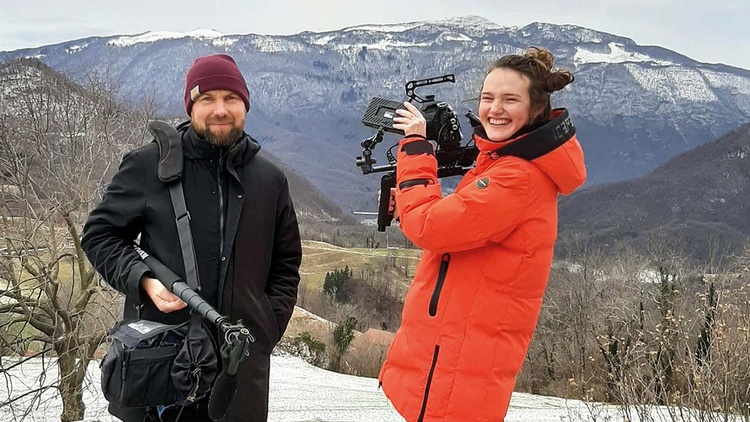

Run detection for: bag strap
[[147, 121, 201, 292], [148, 121, 206, 337], [123, 121, 201, 320]]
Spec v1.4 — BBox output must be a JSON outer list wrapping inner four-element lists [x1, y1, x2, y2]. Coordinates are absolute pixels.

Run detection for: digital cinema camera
[[355, 74, 480, 231]]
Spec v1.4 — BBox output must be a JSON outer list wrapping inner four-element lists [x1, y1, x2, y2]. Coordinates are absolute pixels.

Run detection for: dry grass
[[300, 239, 420, 291]]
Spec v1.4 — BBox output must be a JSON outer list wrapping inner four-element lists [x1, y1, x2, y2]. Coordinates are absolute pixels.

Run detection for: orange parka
[[379, 109, 586, 421]]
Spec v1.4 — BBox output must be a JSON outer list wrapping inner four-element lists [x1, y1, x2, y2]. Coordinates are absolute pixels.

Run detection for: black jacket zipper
[[428, 254, 450, 316], [217, 155, 226, 259], [417, 345, 440, 422]]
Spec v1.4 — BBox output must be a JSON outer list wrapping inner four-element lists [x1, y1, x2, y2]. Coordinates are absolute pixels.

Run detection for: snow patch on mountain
[[342, 23, 422, 33], [701, 69, 750, 95], [336, 38, 431, 51], [310, 34, 337, 46], [212, 37, 239, 48], [66, 44, 88, 54], [574, 42, 673, 66], [529, 22, 619, 45], [434, 15, 502, 29], [249, 36, 308, 53], [437, 31, 472, 43], [626, 64, 718, 102], [108, 28, 225, 47], [341, 16, 503, 38]]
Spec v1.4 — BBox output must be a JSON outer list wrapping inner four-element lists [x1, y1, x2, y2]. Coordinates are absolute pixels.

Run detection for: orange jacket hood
[[474, 108, 587, 195]]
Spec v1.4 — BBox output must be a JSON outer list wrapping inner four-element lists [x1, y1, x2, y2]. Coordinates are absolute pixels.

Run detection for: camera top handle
[[405, 74, 455, 103]]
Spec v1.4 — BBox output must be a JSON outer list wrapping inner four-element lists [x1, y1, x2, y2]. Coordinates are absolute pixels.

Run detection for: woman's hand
[[392, 101, 427, 138]]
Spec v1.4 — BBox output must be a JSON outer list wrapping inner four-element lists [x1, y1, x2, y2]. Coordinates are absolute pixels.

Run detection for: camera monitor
[[361, 97, 405, 134]]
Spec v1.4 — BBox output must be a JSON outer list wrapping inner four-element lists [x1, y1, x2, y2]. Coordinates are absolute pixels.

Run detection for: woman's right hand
[[140, 276, 187, 313], [392, 101, 427, 138]]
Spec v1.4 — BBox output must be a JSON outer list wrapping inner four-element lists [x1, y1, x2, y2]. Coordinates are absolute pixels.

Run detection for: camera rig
[[355, 74, 480, 231]]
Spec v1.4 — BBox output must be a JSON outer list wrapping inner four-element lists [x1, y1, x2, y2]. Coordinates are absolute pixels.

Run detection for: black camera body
[[361, 95, 462, 150], [355, 74, 480, 231]]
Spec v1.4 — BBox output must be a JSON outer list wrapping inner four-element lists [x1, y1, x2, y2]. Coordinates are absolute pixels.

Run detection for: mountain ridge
[[558, 122, 750, 261], [2, 16, 749, 213]]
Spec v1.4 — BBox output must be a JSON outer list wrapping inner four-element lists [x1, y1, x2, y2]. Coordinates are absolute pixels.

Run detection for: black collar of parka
[[474, 108, 576, 162], [177, 120, 261, 168]]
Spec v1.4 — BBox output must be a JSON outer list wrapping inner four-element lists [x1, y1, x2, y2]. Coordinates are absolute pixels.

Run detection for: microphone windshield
[[207, 371, 238, 421]]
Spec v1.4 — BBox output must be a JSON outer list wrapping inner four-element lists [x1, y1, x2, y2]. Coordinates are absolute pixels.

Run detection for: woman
[[379, 46, 587, 421]]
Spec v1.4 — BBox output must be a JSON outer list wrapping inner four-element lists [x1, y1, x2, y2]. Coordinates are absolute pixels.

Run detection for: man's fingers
[[141, 276, 187, 313], [159, 291, 186, 305], [156, 300, 187, 313], [164, 300, 187, 312], [155, 293, 187, 312]]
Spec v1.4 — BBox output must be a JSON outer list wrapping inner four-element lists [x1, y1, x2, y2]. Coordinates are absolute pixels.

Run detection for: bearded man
[[82, 54, 301, 422]]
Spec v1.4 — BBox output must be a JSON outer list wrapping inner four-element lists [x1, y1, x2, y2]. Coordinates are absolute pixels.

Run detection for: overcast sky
[[2, 0, 749, 70]]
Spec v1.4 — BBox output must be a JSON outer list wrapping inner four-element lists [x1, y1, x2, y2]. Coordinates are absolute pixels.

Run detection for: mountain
[[557, 122, 750, 261], [0, 58, 345, 226], [3, 16, 750, 213]]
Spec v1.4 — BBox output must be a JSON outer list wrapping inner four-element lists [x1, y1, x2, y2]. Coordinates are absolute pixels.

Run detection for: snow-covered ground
[[0, 355, 732, 421]]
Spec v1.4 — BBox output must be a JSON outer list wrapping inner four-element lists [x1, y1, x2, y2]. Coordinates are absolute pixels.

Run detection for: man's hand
[[140, 276, 187, 313]]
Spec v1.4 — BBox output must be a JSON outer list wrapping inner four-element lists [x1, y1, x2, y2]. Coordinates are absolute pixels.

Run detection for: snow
[[437, 31, 473, 42], [310, 34, 337, 46], [249, 37, 308, 53], [626, 64, 718, 102], [638, 268, 678, 284], [312, 30, 468, 51], [66, 44, 87, 54], [700, 69, 750, 95], [433, 16, 502, 29], [341, 16, 502, 35], [574, 42, 674, 66], [346, 39, 431, 51], [331, 41, 426, 51], [212, 37, 239, 48], [342, 23, 422, 33], [1, 355, 737, 421], [107, 28, 226, 47]]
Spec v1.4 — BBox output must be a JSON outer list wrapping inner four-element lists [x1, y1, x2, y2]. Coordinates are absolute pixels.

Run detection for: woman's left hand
[[392, 101, 427, 138]]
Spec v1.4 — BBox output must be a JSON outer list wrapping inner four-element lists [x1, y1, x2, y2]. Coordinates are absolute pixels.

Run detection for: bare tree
[[521, 234, 750, 421], [0, 59, 149, 421]]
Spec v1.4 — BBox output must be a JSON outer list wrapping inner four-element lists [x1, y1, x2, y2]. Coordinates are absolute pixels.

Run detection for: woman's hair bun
[[524, 46, 574, 92]]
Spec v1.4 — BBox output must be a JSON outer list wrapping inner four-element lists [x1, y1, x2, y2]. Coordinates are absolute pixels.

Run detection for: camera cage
[[354, 74, 480, 231], [356, 74, 479, 177]]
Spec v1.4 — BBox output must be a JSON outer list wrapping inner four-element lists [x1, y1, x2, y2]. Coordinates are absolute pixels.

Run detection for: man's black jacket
[[82, 122, 301, 420]]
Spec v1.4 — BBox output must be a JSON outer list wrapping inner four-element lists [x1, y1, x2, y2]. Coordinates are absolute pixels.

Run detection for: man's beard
[[195, 123, 244, 147]]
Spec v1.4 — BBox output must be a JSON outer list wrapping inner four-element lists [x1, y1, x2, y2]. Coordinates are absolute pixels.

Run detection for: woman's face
[[478, 68, 534, 142]]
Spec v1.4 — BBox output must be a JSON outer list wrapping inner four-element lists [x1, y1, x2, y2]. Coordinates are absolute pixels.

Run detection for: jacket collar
[[177, 120, 261, 167], [472, 109, 587, 195], [472, 109, 573, 166]]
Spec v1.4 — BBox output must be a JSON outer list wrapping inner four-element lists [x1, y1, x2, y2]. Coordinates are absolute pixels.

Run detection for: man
[[82, 54, 301, 421]]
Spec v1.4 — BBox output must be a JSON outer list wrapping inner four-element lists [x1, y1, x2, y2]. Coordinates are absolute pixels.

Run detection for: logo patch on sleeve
[[476, 178, 490, 189]]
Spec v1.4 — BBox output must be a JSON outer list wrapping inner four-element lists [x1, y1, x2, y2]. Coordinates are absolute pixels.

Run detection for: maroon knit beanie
[[184, 54, 250, 115]]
